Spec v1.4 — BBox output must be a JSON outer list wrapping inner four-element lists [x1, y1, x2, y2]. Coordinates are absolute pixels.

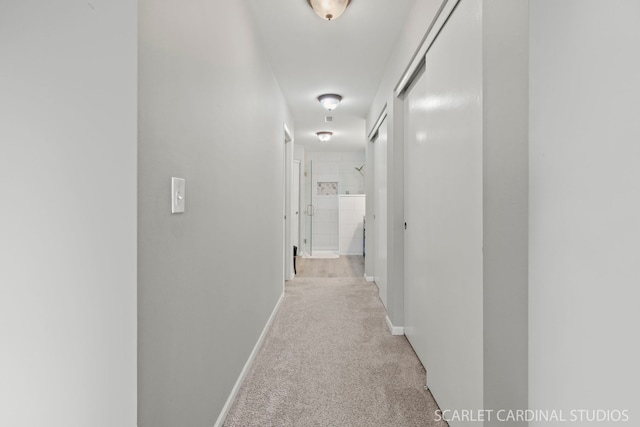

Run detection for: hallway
[[225, 257, 445, 426], [3, 1, 640, 426]]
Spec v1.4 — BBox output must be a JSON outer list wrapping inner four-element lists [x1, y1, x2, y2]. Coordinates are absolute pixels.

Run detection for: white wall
[[304, 150, 364, 196], [0, 2, 137, 426], [138, 1, 293, 425], [529, 1, 640, 423], [339, 195, 366, 255], [294, 144, 305, 162]]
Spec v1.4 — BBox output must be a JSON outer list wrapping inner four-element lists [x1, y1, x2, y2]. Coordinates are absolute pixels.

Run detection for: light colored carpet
[[224, 277, 447, 427], [295, 255, 365, 278]]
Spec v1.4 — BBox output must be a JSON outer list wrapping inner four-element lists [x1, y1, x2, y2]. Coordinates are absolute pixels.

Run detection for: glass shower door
[[304, 160, 313, 256]]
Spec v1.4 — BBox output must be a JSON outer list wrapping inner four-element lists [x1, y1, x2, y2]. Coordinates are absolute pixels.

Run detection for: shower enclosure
[[303, 158, 365, 258]]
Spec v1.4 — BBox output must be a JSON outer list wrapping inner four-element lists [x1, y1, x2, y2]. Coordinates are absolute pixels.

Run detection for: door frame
[[292, 160, 301, 255], [284, 124, 294, 282]]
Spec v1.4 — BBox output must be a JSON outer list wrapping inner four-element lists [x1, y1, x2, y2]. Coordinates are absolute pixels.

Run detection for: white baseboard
[[386, 315, 405, 336], [364, 274, 374, 282], [214, 292, 285, 427]]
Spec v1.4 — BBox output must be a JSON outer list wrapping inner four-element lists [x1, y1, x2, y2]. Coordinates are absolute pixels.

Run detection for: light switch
[[171, 177, 185, 214]]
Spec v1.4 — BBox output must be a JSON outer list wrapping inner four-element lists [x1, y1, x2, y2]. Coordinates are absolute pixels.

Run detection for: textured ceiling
[[247, 0, 415, 151]]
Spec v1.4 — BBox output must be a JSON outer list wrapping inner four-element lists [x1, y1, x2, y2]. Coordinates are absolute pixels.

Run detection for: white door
[[374, 119, 388, 308], [292, 160, 301, 252], [403, 0, 484, 415], [403, 68, 429, 361]]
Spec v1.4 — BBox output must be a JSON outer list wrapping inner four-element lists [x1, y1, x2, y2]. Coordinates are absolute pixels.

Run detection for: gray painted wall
[[529, 1, 640, 424], [366, 0, 443, 328], [138, 1, 292, 425], [482, 0, 529, 424], [0, 1, 137, 426]]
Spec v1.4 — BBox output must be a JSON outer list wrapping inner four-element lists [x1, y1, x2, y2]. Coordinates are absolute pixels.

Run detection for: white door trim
[[284, 124, 294, 283]]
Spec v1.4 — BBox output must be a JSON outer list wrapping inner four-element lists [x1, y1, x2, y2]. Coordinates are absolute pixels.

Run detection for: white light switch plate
[[171, 177, 185, 214]]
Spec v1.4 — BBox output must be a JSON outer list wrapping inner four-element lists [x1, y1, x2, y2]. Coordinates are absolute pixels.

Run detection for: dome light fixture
[[307, 0, 351, 21], [316, 131, 333, 142], [318, 94, 342, 111]]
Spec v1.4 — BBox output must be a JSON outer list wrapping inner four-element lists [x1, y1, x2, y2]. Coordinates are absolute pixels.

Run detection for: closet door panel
[[403, 0, 484, 418]]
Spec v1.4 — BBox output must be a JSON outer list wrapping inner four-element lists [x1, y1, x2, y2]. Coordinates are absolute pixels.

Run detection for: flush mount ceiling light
[[316, 131, 333, 142], [318, 94, 342, 111], [307, 0, 351, 21]]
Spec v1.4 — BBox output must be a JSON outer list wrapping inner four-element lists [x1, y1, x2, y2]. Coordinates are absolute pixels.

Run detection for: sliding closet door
[[403, 0, 483, 417], [403, 70, 429, 358], [374, 119, 388, 308]]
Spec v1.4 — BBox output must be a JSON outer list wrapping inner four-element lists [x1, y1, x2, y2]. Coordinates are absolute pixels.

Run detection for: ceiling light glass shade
[[307, 0, 351, 21], [316, 131, 333, 142], [318, 94, 342, 111]]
